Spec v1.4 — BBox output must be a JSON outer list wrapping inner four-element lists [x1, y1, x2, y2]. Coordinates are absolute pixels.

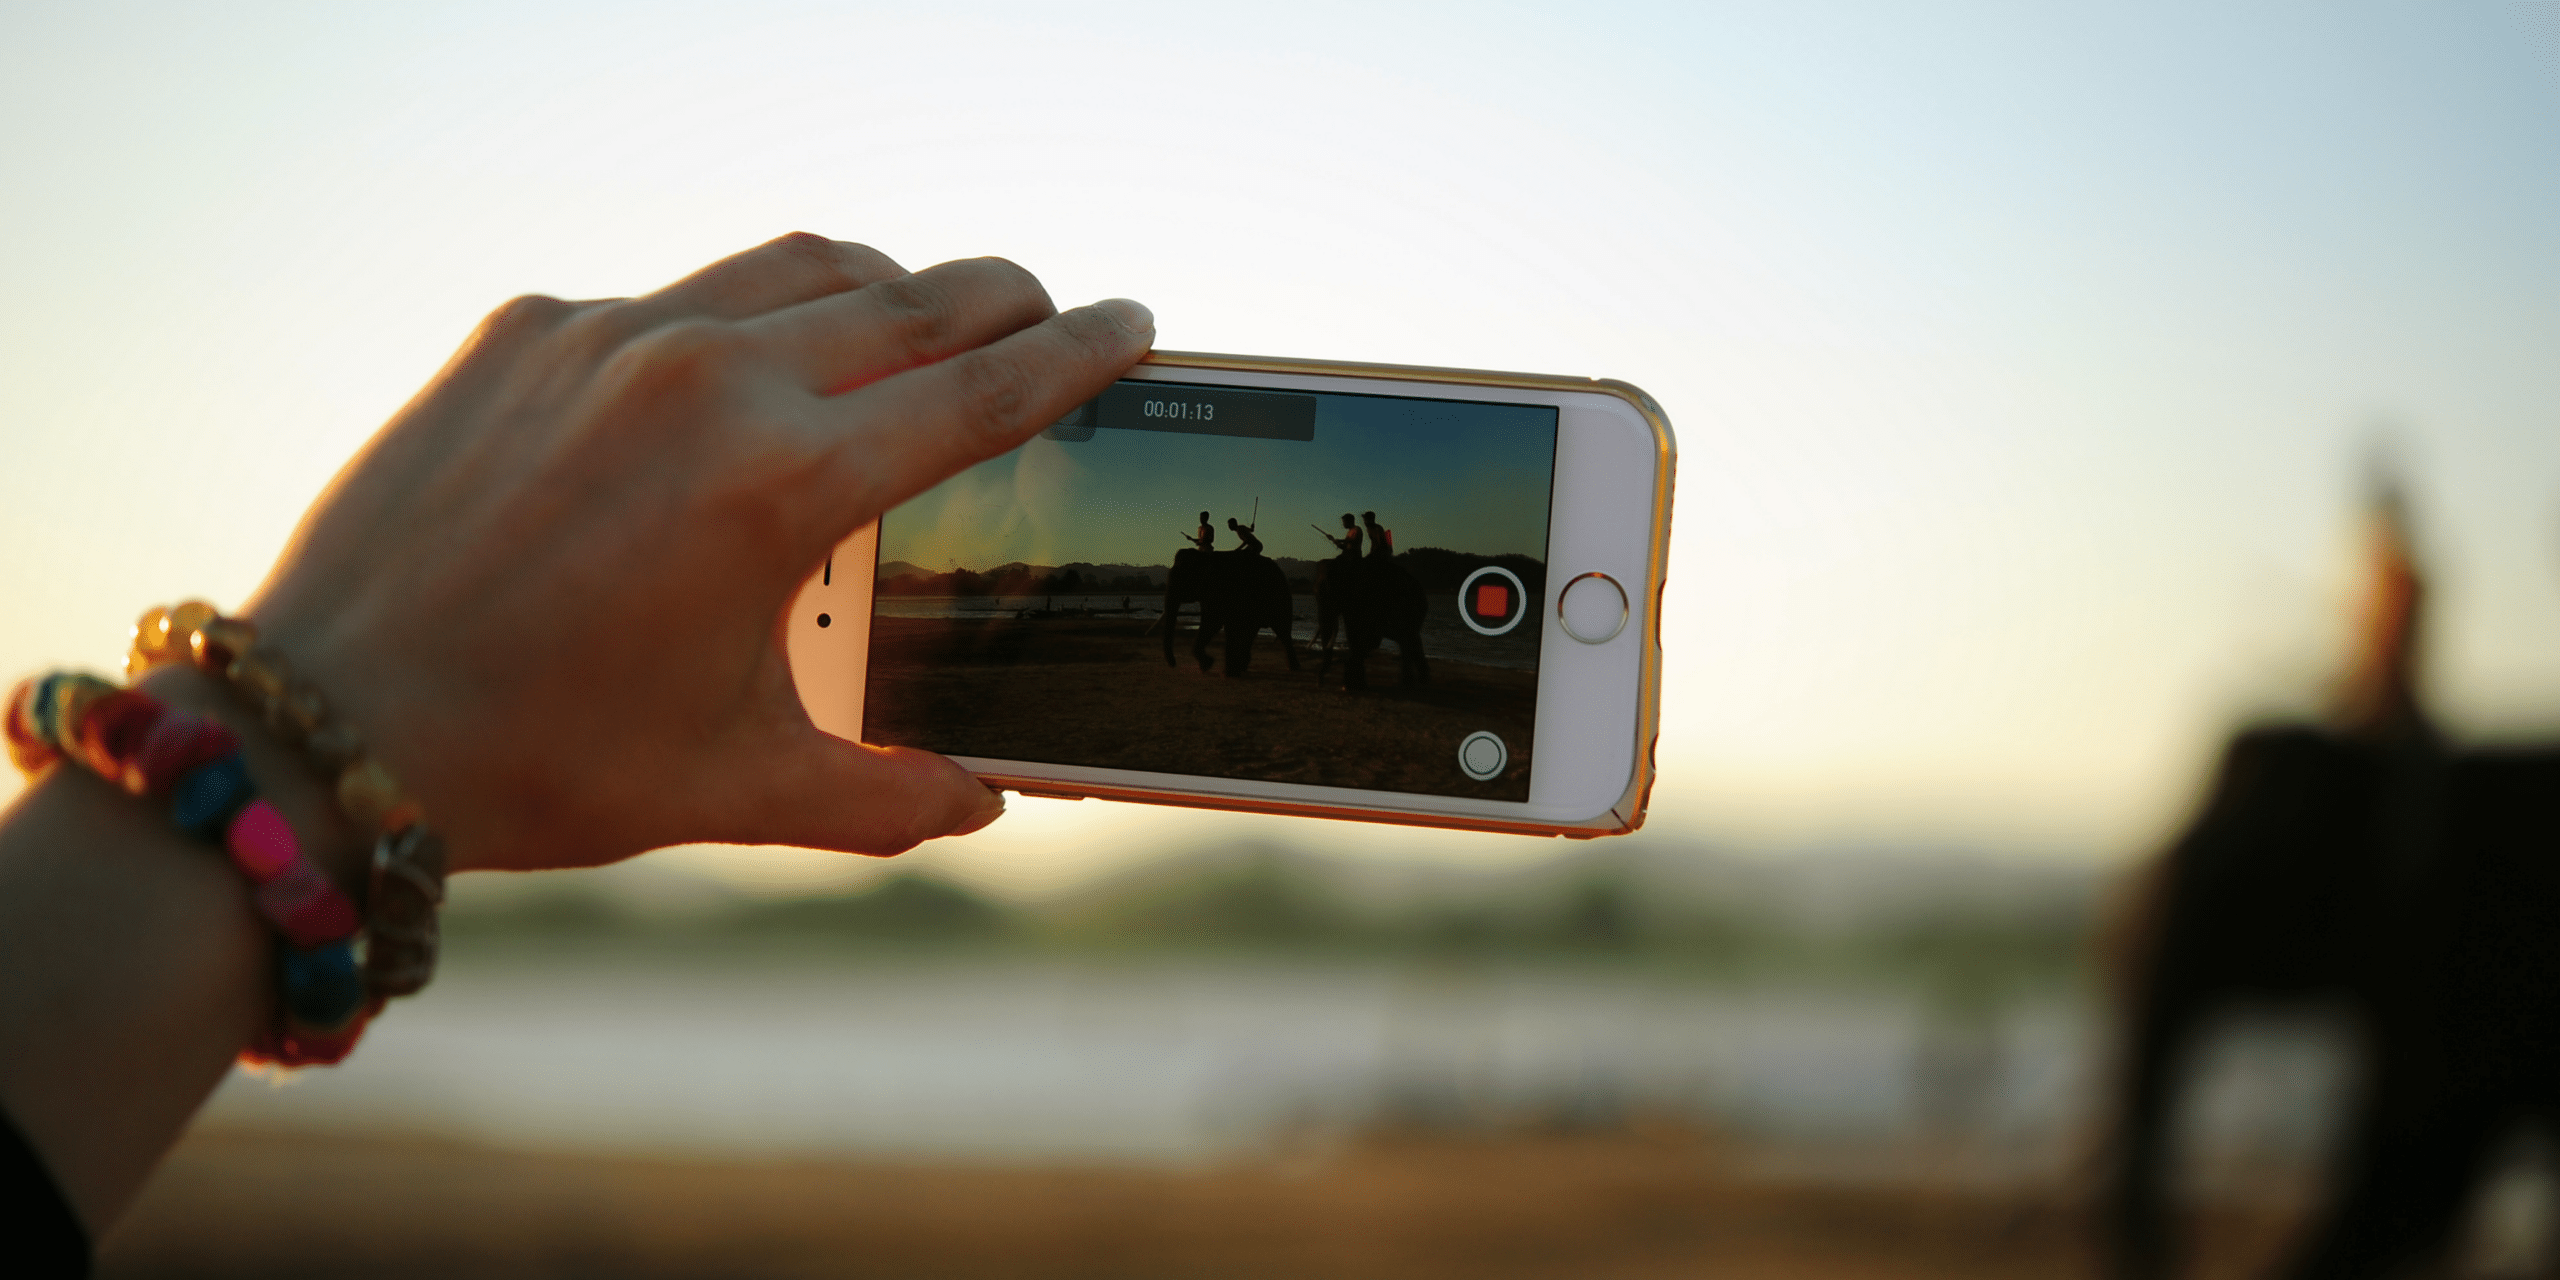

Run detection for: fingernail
[[1094, 297, 1153, 335], [949, 786, 1005, 837]]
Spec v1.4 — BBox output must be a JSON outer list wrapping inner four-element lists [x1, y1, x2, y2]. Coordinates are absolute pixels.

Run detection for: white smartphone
[[787, 351, 1673, 838]]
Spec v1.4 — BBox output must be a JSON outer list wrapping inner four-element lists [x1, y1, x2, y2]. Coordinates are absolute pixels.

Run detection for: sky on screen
[[880, 391, 1557, 573]]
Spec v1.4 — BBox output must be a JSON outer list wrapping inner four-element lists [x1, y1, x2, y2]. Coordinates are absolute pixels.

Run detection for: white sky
[[4, 1, 2556, 894]]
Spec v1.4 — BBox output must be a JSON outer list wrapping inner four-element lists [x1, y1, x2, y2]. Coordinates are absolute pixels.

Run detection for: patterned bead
[[277, 940, 368, 1029], [171, 754, 254, 838], [254, 864, 363, 948], [364, 825, 448, 997], [336, 758, 422, 833], [379, 823, 449, 888], [192, 616, 258, 672], [132, 713, 238, 795], [363, 936, 438, 999]]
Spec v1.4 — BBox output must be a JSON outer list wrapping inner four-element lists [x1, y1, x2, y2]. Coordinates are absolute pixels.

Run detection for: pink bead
[[224, 800, 301, 882], [227, 801, 362, 946], [255, 864, 361, 948]]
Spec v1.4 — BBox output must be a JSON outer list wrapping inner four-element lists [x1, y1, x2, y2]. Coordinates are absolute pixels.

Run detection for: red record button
[[1459, 566, 1529, 636]]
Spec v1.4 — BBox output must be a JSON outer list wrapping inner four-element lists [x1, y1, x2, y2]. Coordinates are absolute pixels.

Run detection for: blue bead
[[279, 941, 366, 1027], [170, 754, 252, 838]]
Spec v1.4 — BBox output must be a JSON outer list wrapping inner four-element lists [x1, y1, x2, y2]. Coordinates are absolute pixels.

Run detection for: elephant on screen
[[1161, 549, 1299, 676], [1314, 555, 1428, 692]]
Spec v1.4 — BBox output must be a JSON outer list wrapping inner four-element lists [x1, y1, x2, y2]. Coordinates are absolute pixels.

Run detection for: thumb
[[731, 732, 1005, 856]]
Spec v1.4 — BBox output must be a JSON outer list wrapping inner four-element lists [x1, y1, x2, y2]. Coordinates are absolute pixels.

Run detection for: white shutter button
[[1557, 572, 1629, 644]]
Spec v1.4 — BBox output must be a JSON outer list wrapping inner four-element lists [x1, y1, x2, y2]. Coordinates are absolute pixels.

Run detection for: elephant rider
[[1188, 511, 1215, 552], [1324, 512, 1362, 559], [1361, 511, 1394, 560], [1227, 517, 1263, 557]]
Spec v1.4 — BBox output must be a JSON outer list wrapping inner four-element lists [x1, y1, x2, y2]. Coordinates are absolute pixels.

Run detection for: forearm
[[0, 664, 365, 1235]]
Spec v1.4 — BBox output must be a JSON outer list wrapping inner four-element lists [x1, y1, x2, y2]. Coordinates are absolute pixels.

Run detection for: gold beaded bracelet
[[128, 602, 446, 1001]]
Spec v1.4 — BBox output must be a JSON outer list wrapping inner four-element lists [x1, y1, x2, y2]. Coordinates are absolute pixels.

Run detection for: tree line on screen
[[876, 548, 1548, 600]]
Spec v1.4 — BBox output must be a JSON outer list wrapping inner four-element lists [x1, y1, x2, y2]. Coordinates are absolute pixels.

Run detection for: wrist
[[125, 600, 450, 1013]]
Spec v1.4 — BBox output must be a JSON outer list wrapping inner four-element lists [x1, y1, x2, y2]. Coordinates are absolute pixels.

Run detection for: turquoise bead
[[28, 674, 67, 747]]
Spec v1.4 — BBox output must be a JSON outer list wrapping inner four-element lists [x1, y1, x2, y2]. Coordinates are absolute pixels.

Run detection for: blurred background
[[4, 2, 2557, 1275]]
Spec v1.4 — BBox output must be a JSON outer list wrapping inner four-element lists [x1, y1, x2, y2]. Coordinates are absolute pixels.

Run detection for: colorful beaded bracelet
[[4, 601, 448, 1068], [124, 603, 447, 1005], [6, 672, 371, 1065]]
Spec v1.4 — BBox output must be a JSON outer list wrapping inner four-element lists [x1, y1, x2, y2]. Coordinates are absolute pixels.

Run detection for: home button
[[1557, 572, 1629, 644]]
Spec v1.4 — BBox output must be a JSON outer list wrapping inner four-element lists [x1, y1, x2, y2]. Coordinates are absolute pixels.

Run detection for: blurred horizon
[[203, 834, 2122, 1167]]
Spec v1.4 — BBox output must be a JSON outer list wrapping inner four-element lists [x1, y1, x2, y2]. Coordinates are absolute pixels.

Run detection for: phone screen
[[864, 379, 1559, 801]]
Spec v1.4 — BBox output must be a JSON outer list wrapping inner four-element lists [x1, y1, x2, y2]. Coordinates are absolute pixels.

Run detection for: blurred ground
[[93, 843, 2360, 1277], [104, 1125, 2330, 1280], [96, 1126, 2133, 1280]]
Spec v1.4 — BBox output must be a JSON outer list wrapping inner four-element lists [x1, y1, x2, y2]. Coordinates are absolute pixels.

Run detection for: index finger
[[814, 297, 1155, 523]]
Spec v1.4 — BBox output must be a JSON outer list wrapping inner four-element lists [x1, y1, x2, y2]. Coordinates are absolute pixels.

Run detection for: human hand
[[239, 234, 1153, 873]]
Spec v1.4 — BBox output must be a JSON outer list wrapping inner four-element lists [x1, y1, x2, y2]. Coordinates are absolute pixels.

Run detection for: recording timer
[[1079, 381, 1318, 441], [1140, 397, 1216, 422]]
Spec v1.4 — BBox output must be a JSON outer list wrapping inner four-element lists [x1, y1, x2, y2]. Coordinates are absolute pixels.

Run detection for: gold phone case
[[966, 349, 1676, 840]]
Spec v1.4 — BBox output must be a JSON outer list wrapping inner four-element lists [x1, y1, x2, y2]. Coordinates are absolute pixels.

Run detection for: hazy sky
[[3, 2, 2556, 892], [880, 385, 1557, 572]]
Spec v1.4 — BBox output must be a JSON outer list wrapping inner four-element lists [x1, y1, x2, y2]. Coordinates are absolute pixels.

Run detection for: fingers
[[735, 736, 1006, 856], [636, 232, 907, 324], [745, 256, 1060, 395], [817, 297, 1155, 518]]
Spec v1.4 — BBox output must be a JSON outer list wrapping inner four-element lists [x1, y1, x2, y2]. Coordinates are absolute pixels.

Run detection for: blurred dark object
[[2104, 472, 2560, 1278]]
